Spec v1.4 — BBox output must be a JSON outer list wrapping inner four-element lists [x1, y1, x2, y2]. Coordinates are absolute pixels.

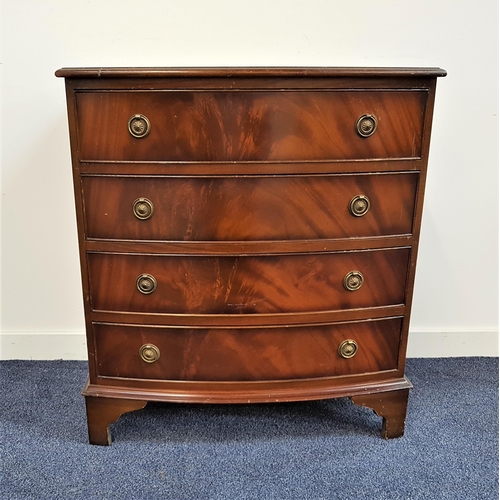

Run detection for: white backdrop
[[1, 0, 498, 358]]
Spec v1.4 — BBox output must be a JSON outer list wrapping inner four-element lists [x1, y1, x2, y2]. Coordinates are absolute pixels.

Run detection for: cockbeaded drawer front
[[76, 90, 427, 162], [82, 173, 418, 241], [87, 249, 410, 314], [93, 318, 402, 381]]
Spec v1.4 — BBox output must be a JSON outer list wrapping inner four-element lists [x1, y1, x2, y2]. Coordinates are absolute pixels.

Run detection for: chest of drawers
[[56, 67, 445, 445]]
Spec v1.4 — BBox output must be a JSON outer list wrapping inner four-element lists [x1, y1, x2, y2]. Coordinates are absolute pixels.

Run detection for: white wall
[[1, 0, 498, 359]]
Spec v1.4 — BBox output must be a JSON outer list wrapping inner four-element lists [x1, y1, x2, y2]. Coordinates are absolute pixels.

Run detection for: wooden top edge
[[55, 66, 447, 78]]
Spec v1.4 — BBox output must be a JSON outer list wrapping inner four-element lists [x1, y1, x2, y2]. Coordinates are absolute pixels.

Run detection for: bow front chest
[[56, 67, 445, 445]]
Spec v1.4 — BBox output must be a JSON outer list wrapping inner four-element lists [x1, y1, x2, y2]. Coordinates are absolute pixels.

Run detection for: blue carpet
[[1, 358, 498, 499]]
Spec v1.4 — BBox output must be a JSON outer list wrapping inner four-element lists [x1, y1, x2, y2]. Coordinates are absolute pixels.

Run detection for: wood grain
[[56, 67, 445, 443], [87, 249, 410, 314], [76, 90, 427, 162], [93, 318, 402, 381], [82, 173, 418, 241]]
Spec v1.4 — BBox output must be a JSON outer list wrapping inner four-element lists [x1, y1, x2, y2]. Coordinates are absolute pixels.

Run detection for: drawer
[[88, 249, 410, 314], [76, 90, 427, 162], [82, 173, 418, 241], [93, 318, 403, 381]]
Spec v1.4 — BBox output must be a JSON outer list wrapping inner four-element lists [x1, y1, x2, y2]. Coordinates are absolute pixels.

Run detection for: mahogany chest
[[56, 67, 445, 445]]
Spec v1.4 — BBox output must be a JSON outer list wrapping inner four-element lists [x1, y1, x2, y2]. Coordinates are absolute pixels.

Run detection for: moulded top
[[55, 66, 447, 79]]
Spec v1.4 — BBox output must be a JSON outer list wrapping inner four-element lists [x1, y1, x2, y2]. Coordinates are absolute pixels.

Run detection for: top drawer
[[75, 90, 427, 162]]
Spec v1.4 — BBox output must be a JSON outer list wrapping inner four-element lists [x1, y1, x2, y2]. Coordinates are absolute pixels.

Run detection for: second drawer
[[82, 173, 418, 241], [88, 248, 410, 314]]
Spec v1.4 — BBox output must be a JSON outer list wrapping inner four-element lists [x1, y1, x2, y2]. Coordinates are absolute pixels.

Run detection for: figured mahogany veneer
[[76, 90, 427, 162], [93, 318, 403, 381], [57, 66, 445, 445], [82, 173, 418, 241], [87, 249, 410, 314]]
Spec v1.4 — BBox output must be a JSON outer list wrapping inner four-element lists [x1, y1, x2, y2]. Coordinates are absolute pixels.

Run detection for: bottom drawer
[[93, 318, 402, 381]]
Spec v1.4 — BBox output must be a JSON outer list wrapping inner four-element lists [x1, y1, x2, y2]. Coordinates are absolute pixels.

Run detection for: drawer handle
[[133, 198, 154, 220], [343, 271, 364, 291], [128, 114, 151, 138], [349, 195, 370, 217], [136, 274, 157, 294], [338, 339, 358, 359], [356, 114, 377, 138], [139, 344, 160, 363]]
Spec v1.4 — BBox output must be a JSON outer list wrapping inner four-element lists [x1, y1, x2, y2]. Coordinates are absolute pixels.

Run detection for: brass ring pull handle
[[136, 274, 157, 294], [139, 344, 160, 363], [133, 198, 154, 220], [343, 271, 364, 291], [338, 339, 358, 359], [349, 195, 370, 217], [356, 114, 377, 137], [128, 114, 151, 138]]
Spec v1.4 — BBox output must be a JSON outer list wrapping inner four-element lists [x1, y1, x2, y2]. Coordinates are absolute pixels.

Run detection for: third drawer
[[88, 248, 410, 314]]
